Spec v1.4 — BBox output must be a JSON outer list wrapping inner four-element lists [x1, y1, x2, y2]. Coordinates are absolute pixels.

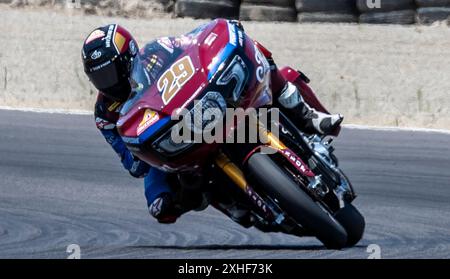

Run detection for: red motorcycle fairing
[[117, 19, 274, 171]]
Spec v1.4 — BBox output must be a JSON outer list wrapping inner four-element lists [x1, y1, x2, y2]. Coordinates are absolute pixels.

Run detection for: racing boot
[[277, 82, 343, 135], [148, 193, 182, 224]]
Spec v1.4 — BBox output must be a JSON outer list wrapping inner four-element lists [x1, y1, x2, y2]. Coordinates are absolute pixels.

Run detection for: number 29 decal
[[158, 56, 195, 105]]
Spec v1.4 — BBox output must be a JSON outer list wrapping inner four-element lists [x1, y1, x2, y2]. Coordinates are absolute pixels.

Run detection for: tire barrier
[[296, 0, 356, 13], [416, 0, 450, 7], [357, 0, 416, 24], [416, 0, 450, 24], [240, 5, 297, 22], [175, 0, 240, 19], [3, 0, 450, 25], [298, 12, 358, 23], [417, 7, 450, 23], [360, 9, 416, 24], [296, 0, 358, 23], [242, 0, 294, 7], [239, 0, 297, 22]]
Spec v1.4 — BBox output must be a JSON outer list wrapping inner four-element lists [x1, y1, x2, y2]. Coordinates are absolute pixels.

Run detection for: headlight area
[[152, 91, 227, 157]]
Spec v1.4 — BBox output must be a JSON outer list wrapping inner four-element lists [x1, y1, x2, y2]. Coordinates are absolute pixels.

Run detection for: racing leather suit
[[94, 38, 180, 222]]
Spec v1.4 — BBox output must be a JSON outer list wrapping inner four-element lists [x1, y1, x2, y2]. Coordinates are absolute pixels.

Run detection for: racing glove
[[128, 155, 151, 178]]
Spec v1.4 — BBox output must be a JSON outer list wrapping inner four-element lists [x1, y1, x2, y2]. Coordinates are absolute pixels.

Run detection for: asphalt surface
[[0, 109, 449, 259]]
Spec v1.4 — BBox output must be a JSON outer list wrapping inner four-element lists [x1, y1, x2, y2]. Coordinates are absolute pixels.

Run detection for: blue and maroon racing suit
[[94, 37, 183, 221]]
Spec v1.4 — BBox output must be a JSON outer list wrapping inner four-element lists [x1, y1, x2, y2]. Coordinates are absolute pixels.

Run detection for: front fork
[[215, 150, 307, 235], [215, 152, 276, 222], [213, 126, 295, 225]]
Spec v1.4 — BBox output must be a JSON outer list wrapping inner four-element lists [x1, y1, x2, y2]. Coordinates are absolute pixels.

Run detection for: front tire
[[247, 153, 348, 249]]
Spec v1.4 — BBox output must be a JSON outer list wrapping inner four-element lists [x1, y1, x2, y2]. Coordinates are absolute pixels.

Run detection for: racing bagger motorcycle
[[117, 19, 365, 249]]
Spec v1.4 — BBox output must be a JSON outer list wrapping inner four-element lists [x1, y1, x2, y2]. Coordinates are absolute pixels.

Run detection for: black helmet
[[82, 24, 139, 102]]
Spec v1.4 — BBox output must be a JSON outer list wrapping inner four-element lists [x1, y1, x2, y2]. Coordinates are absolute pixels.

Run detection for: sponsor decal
[[91, 60, 111, 71], [204, 32, 218, 46], [85, 29, 105, 44], [253, 43, 270, 83], [228, 22, 237, 46], [145, 54, 159, 72], [137, 109, 160, 135], [90, 49, 102, 60], [238, 30, 244, 47], [95, 117, 116, 130], [149, 197, 163, 217], [246, 187, 268, 213], [108, 101, 121, 112], [114, 32, 126, 53], [281, 149, 311, 175], [157, 37, 174, 54], [122, 136, 140, 145], [173, 38, 182, 48], [105, 24, 115, 49], [105, 134, 116, 145]]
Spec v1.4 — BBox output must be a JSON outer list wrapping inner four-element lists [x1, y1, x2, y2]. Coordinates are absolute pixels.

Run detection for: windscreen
[[121, 40, 183, 115]]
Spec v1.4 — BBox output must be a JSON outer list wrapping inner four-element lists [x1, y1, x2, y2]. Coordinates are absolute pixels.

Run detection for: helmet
[[82, 24, 139, 102]]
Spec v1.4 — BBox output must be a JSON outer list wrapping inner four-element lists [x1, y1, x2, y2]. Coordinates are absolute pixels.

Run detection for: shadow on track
[[132, 244, 366, 251]]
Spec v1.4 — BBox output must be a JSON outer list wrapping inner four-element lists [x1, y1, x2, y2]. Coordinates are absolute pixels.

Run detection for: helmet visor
[[87, 60, 120, 91]]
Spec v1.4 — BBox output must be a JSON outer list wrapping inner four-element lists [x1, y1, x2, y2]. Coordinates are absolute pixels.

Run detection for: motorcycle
[[117, 19, 365, 249]]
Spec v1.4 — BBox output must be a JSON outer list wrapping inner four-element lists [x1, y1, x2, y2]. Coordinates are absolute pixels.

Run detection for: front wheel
[[246, 153, 348, 249]]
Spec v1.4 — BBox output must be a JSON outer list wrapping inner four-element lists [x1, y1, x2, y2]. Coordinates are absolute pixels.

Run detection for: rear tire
[[334, 203, 365, 247], [247, 153, 348, 249]]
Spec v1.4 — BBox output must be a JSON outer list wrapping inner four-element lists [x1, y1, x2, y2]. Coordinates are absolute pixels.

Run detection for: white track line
[[0, 106, 92, 115], [0, 106, 449, 135], [343, 124, 450, 135]]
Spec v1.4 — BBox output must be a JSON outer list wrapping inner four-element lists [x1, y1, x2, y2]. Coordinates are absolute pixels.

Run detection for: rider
[[81, 21, 343, 225]]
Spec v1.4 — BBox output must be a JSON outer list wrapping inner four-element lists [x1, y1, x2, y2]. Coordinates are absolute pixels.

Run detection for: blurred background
[[0, 0, 449, 129], [5, 0, 450, 24]]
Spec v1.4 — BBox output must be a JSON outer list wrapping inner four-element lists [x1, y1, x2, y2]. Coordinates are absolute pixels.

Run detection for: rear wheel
[[247, 153, 348, 249]]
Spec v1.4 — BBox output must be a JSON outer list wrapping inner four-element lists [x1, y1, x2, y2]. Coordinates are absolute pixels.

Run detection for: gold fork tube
[[215, 152, 248, 192]]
